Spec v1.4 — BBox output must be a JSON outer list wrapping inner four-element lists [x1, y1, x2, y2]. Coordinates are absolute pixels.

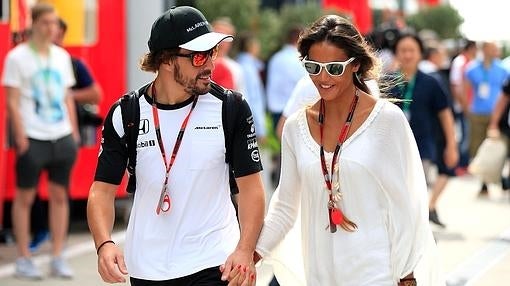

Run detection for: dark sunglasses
[[174, 46, 219, 67], [302, 57, 355, 76]]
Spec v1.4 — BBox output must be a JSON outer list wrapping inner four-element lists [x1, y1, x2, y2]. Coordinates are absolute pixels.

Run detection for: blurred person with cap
[[87, 6, 264, 286]]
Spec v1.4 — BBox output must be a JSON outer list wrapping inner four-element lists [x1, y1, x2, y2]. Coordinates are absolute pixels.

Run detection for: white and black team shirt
[[94, 84, 263, 280]]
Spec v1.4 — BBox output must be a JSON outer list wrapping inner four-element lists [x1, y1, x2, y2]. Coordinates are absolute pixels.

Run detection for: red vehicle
[[0, 0, 128, 224]]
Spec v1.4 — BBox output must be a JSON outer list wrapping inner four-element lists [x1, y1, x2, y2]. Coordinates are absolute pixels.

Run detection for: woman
[[251, 15, 441, 286]]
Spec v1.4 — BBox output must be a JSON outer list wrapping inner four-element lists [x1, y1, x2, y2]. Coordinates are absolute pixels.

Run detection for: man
[[420, 43, 457, 227], [56, 18, 102, 141], [236, 32, 266, 144], [465, 42, 509, 196], [265, 26, 306, 190], [55, 18, 101, 107], [265, 26, 307, 129], [28, 16, 104, 253], [2, 3, 78, 279], [487, 75, 510, 194], [502, 54, 510, 72], [87, 6, 265, 285], [211, 18, 246, 94], [449, 40, 477, 174]]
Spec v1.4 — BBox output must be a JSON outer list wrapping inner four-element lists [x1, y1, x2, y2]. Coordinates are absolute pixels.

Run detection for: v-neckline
[[301, 99, 384, 156]]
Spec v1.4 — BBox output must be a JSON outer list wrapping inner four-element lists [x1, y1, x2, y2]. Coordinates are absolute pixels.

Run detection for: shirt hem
[[234, 166, 263, 178], [128, 261, 224, 281]]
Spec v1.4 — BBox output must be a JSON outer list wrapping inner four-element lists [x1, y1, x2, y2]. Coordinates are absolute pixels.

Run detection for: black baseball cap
[[148, 6, 233, 53]]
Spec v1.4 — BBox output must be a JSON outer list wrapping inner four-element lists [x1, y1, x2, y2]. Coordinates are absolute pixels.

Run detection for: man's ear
[[161, 58, 175, 73]]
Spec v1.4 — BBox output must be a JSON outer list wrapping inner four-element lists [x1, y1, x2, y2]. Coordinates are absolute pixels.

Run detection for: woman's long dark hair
[[298, 15, 381, 95]]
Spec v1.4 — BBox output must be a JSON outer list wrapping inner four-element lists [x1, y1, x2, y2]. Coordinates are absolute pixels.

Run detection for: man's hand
[[487, 127, 501, 138], [444, 143, 459, 169], [72, 131, 81, 145], [97, 242, 128, 283], [220, 249, 256, 286], [15, 135, 29, 155]]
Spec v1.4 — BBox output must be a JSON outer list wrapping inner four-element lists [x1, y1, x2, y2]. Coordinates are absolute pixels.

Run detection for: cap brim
[[179, 32, 233, 51]]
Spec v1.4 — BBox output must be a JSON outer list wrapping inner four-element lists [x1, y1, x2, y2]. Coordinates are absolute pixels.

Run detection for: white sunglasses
[[302, 57, 355, 76]]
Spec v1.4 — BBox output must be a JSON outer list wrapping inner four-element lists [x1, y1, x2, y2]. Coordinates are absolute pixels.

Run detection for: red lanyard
[[319, 89, 359, 233], [151, 82, 199, 215]]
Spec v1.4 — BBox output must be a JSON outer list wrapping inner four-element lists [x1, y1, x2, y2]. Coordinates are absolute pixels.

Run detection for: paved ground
[[0, 174, 509, 286]]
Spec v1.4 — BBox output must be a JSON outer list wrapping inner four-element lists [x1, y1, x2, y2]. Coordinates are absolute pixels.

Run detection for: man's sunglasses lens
[[191, 47, 218, 67], [192, 52, 208, 66]]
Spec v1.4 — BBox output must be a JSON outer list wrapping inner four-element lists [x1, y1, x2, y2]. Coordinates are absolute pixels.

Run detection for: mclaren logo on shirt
[[195, 125, 220, 130], [139, 119, 150, 135]]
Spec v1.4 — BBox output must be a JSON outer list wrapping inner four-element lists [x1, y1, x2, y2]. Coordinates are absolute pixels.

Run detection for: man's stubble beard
[[173, 63, 212, 96]]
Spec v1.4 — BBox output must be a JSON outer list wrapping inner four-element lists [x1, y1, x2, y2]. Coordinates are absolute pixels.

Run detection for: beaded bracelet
[[96, 240, 115, 255]]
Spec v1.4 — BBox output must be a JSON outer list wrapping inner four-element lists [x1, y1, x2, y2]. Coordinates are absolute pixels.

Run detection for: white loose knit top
[[256, 99, 444, 286]]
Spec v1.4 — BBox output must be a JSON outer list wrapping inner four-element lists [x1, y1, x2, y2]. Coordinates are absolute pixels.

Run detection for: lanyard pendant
[[328, 198, 344, 232], [328, 207, 338, 233], [156, 186, 171, 215], [331, 207, 344, 225]]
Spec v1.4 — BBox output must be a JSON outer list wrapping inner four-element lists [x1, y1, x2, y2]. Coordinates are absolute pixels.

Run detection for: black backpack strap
[[120, 89, 141, 193], [210, 82, 243, 196], [210, 82, 243, 164], [225, 91, 243, 196]]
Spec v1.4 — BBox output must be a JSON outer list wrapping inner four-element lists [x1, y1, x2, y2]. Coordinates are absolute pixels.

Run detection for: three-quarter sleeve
[[256, 122, 302, 257], [379, 104, 433, 283]]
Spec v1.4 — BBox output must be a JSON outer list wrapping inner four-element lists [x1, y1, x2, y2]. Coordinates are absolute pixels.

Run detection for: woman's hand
[[220, 249, 257, 286]]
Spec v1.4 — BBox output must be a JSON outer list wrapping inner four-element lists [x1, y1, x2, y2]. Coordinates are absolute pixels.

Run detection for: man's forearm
[[461, 81, 472, 113], [6, 87, 26, 141], [489, 94, 510, 128], [451, 84, 469, 113], [8, 106, 25, 141], [235, 174, 265, 252], [87, 182, 117, 247], [73, 84, 102, 104], [439, 108, 457, 147], [65, 92, 80, 137]]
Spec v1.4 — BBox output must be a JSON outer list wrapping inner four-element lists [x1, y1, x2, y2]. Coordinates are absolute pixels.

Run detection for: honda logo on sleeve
[[139, 119, 150, 135]]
